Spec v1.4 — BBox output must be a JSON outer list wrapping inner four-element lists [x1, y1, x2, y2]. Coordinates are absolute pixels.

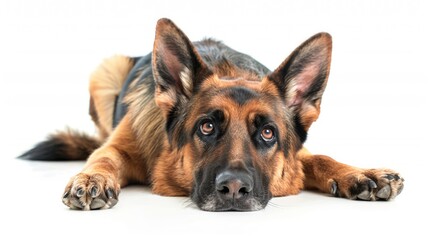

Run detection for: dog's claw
[[330, 181, 338, 196], [90, 186, 98, 198], [384, 174, 395, 180], [106, 189, 114, 199], [369, 180, 377, 189], [62, 191, 70, 199], [76, 188, 84, 197]]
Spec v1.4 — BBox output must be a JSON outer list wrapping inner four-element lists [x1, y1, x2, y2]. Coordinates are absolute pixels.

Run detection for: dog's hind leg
[[299, 149, 404, 201], [89, 55, 134, 140]]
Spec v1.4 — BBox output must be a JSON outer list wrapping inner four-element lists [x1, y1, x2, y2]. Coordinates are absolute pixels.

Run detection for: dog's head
[[152, 19, 332, 211]]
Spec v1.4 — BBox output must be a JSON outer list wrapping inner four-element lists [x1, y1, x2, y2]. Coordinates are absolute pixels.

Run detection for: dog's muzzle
[[193, 168, 270, 211]]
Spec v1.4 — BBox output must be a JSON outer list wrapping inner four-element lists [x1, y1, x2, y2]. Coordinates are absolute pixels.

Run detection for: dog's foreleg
[[61, 115, 145, 210], [299, 150, 404, 201]]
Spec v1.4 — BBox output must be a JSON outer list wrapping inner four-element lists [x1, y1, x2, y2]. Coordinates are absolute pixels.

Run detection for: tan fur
[[84, 114, 147, 185], [124, 80, 166, 169], [151, 145, 194, 196], [89, 55, 134, 139]]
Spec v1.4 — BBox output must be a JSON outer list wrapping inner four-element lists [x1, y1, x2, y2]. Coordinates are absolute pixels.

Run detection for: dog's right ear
[[152, 18, 212, 114]]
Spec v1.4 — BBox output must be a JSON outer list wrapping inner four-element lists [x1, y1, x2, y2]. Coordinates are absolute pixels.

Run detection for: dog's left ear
[[152, 18, 212, 114], [267, 33, 332, 135]]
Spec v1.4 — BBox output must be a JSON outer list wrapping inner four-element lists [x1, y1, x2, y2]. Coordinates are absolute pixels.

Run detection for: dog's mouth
[[196, 193, 268, 212], [191, 169, 272, 211]]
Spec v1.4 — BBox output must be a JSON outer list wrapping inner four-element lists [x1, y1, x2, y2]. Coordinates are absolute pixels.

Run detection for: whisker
[[267, 201, 285, 209], [182, 198, 197, 209]]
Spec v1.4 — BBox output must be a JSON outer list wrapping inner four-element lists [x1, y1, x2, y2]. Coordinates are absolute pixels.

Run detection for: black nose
[[215, 170, 254, 200]]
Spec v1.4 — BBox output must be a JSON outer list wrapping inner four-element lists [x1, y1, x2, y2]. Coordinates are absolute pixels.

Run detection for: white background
[[0, 0, 428, 239]]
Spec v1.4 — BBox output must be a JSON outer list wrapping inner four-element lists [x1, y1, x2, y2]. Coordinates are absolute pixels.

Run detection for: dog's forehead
[[195, 76, 283, 119], [202, 74, 261, 88], [202, 75, 264, 99]]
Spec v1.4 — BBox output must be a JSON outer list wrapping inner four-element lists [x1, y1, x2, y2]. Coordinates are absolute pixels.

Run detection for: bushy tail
[[19, 129, 101, 160]]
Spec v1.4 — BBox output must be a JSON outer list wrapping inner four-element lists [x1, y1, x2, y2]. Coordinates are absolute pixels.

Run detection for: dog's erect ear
[[152, 18, 212, 114], [268, 33, 332, 137]]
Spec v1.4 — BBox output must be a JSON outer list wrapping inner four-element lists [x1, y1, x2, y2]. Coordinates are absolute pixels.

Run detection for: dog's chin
[[196, 194, 267, 212]]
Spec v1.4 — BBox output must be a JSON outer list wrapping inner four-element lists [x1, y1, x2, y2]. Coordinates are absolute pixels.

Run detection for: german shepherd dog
[[21, 18, 404, 211]]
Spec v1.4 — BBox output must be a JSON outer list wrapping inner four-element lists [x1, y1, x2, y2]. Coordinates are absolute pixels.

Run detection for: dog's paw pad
[[356, 180, 377, 200], [375, 185, 391, 199]]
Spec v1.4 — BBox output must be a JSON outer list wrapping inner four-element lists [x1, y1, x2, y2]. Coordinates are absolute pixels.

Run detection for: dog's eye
[[261, 127, 274, 142], [200, 121, 215, 135]]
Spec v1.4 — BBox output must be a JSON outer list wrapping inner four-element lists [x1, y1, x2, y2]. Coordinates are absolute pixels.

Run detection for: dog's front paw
[[329, 169, 404, 201], [62, 173, 120, 210]]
